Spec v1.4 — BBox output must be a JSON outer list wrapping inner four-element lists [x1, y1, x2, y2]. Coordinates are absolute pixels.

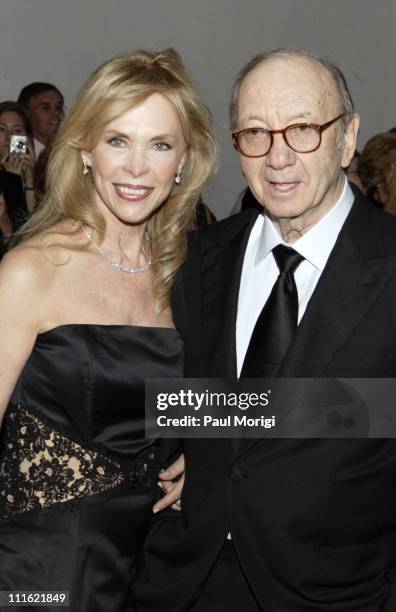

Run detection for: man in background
[[17, 82, 64, 156]]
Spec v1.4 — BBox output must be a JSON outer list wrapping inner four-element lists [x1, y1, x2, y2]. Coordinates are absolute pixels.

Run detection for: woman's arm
[[0, 247, 46, 424]]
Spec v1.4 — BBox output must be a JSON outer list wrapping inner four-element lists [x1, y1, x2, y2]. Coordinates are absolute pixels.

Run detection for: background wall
[[1, 0, 395, 218]]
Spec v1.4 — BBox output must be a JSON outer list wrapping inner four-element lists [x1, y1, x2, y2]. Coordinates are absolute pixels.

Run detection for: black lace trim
[[0, 404, 159, 521]]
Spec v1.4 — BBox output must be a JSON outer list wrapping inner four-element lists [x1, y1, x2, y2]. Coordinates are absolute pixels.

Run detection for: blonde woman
[[0, 49, 216, 611]]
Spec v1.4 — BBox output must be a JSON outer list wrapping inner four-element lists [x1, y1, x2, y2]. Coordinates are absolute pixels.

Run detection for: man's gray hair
[[229, 48, 355, 131]]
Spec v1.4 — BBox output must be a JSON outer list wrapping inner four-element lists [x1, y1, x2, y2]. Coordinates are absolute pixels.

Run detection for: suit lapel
[[198, 209, 258, 453], [200, 209, 258, 379], [280, 193, 396, 377]]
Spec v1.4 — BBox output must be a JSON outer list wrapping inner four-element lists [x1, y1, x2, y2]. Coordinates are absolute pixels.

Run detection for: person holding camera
[[0, 101, 36, 217]]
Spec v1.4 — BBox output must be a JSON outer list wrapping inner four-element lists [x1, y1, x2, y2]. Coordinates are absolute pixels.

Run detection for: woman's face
[[84, 93, 187, 226], [0, 111, 26, 157]]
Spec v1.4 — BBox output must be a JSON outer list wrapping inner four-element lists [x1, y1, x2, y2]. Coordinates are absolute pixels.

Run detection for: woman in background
[[0, 48, 216, 611], [0, 100, 36, 217], [358, 131, 396, 213]]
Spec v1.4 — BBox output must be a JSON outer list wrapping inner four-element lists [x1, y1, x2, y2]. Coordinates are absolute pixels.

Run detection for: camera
[[9, 134, 27, 154]]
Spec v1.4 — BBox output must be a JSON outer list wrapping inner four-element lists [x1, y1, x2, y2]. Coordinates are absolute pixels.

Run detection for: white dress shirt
[[228, 179, 354, 540], [236, 178, 354, 376], [33, 137, 46, 158]]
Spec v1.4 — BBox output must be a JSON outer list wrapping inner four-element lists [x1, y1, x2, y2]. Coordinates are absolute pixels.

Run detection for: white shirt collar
[[33, 137, 46, 157], [255, 177, 354, 270]]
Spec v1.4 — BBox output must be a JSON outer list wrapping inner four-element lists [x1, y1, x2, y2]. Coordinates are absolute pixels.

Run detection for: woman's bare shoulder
[[0, 243, 57, 294], [1, 221, 87, 281]]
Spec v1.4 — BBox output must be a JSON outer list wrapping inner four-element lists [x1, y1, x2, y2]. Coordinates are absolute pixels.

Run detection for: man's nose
[[265, 133, 296, 169]]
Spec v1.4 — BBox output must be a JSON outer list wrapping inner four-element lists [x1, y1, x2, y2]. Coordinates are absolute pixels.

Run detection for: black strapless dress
[[0, 324, 183, 611]]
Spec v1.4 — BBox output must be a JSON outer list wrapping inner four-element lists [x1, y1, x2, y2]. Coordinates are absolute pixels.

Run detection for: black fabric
[[189, 542, 262, 612], [0, 324, 183, 612], [241, 187, 262, 213], [241, 244, 304, 378], [0, 170, 28, 231], [133, 191, 396, 612], [0, 231, 7, 259]]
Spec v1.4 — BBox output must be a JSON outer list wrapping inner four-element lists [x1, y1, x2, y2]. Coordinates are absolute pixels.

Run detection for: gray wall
[[1, 0, 395, 218]]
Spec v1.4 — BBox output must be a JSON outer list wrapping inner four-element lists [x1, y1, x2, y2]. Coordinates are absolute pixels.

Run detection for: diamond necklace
[[81, 226, 152, 274]]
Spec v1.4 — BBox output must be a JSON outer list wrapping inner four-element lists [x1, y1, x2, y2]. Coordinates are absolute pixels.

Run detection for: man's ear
[[341, 113, 360, 168]]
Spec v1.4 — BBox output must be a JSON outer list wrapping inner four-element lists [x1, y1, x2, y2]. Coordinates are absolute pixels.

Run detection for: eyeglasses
[[232, 114, 345, 158], [26, 103, 66, 114]]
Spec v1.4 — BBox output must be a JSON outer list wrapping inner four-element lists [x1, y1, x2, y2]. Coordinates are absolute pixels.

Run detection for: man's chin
[[263, 201, 308, 222]]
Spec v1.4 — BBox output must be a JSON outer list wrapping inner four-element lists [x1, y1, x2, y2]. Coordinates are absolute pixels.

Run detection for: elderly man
[[134, 49, 396, 611]]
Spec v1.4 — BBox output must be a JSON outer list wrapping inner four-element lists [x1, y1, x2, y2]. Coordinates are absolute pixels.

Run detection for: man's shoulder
[[189, 207, 258, 248], [350, 188, 396, 256]]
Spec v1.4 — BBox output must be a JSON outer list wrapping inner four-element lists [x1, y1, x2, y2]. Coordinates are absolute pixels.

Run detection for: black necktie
[[241, 244, 304, 378]]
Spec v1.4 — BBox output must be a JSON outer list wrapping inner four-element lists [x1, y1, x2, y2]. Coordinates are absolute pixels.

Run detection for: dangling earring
[[82, 158, 89, 175], [174, 171, 181, 184]]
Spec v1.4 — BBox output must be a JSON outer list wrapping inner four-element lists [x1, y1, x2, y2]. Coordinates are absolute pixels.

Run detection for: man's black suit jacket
[[134, 189, 396, 611]]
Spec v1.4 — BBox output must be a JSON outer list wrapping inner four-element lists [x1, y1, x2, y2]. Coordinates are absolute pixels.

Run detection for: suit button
[[229, 467, 244, 482]]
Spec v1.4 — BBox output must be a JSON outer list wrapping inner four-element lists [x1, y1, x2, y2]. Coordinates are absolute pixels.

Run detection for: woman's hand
[[1, 141, 35, 186], [153, 453, 185, 513], [1, 151, 26, 176]]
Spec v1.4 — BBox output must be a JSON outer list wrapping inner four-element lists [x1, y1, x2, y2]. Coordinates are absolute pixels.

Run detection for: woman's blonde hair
[[16, 48, 218, 311]]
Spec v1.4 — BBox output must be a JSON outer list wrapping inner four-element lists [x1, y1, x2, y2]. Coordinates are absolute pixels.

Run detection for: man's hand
[[153, 454, 185, 514]]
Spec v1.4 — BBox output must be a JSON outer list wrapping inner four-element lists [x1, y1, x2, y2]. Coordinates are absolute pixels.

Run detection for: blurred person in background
[[0, 170, 29, 252], [0, 101, 36, 216], [0, 185, 12, 258], [33, 146, 50, 206], [17, 82, 64, 157], [358, 131, 396, 214]]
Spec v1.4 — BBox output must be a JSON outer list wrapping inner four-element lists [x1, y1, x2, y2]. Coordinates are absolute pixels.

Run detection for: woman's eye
[[153, 142, 171, 151], [108, 136, 125, 147]]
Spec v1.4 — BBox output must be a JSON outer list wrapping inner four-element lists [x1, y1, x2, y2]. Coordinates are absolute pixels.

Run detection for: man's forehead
[[243, 56, 334, 94], [30, 90, 63, 103], [238, 56, 338, 119]]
